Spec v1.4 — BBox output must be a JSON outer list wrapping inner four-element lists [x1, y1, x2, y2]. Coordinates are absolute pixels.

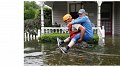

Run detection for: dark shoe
[[60, 47, 68, 54]]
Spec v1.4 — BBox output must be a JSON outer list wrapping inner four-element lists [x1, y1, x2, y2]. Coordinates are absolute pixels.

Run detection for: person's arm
[[72, 16, 87, 24], [78, 25, 86, 43], [73, 24, 86, 43]]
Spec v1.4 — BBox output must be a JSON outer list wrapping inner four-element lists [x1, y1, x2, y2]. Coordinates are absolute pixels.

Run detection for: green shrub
[[38, 33, 99, 44], [38, 33, 69, 43], [87, 34, 99, 44]]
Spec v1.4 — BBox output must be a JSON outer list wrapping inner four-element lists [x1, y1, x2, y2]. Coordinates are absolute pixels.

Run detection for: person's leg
[[81, 33, 93, 48], [61, 34, 80, 53], [64, 37, 70, 42], [68, 33, 89, 48], [68, 34, 80, 47], [68, 40, 74, 48], [83, 33, 92, 42], [59, 37, 70, 46]]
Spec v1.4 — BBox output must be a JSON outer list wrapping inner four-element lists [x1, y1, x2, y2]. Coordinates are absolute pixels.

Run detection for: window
[[70, 4, 75, 12], [69, 3, 81, 12]]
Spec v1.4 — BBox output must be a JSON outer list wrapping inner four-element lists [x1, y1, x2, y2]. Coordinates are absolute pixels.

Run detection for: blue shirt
[[72, 16, 93, 39]]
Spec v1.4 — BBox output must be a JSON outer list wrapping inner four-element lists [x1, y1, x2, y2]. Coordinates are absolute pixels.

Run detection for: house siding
[[45, 2, 53, 7], [53, 2, 67, 26], [114, 2, 120, 35], [45, 1, 120, 36]]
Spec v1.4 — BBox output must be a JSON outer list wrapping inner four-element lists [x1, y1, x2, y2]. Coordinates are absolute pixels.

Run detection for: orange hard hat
[[63, 14, 72, 22]]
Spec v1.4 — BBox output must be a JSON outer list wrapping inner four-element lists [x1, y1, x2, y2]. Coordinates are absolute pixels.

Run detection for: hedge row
[[38, 33, 69, 43], [87, 34, 99, 44], [38, 33, 99, 44]]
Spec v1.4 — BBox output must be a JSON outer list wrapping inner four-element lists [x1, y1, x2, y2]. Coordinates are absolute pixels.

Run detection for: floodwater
[[24, 35, 120, 66]]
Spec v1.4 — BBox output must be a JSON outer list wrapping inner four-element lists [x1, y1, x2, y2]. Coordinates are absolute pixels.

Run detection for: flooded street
[[24, 36, 120, 66]]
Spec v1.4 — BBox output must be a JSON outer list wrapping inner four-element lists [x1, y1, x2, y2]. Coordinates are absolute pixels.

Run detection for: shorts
[[71, 33, 92, 43]]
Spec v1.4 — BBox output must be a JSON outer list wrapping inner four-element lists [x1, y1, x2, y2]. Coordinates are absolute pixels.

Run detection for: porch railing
[[92, 26, 105, 45], [44, 27, 68, 34], [44, 27, 105, 38]]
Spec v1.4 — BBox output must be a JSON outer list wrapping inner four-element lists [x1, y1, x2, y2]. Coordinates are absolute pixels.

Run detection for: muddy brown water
[[24, 36, 120, 66]]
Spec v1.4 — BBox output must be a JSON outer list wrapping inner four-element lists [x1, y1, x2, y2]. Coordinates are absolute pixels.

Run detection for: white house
[[42, 1, 120, 36], [24, 1, 120, 45]]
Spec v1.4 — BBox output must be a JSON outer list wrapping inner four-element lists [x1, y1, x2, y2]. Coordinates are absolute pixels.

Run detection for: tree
[[44, 8, 52, 27], [24, 1, 39, 20], [24, 1, 40, 35], [24, 1, 52, 35]]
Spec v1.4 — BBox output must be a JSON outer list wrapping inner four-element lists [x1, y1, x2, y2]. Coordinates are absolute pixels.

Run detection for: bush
[[87, 34, 99, 44], [38, 33, 69, 43], [38, 33, 99, 44]]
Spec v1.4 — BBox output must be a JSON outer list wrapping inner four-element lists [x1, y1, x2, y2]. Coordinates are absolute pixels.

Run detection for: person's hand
[[67, 19, 74, 26], [78, 38, 83, 43], [67, 22, 72, 26]]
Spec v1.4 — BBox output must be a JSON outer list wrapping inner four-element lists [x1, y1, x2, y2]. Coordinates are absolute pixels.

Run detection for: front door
[[69, 3, 82, 19], [101, 2, 112, 35]]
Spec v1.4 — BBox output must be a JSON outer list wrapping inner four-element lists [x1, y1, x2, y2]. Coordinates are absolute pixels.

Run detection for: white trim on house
[[112, 2, 115, 36], [67, 2, 69, 13], [40, 1, 44, 35], [112, 2, 115, 45], [97, 1, 102, 27], [51, 4, 54, 25], [52, 9, 54, 25]]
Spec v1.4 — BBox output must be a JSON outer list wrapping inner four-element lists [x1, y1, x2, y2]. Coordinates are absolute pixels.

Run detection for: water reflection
[[24, 36, 120, 65]]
